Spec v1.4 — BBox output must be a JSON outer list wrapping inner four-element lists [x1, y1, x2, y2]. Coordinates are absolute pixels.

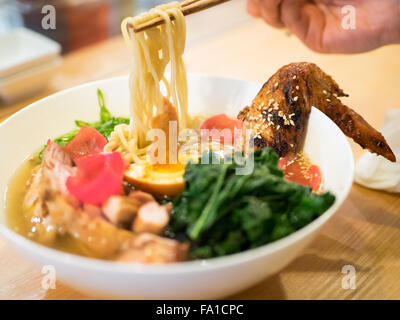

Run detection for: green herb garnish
[[168, 148, 335, 259], [39, 89, 129, 157], [73, 89, 129, 139]]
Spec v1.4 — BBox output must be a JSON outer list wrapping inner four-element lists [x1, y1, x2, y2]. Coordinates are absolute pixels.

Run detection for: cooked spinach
[[167, 148, 335, 259], [39, 89, 129, 156]]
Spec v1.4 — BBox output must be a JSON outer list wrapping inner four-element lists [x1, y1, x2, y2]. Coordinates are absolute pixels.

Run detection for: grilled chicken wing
[[238, 62, 396, 162]]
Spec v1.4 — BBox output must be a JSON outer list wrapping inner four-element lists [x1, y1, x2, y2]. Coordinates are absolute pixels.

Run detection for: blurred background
[[0, 0, 249, 53], [0, 0, 249, 105], [1, 0, 168, 53]]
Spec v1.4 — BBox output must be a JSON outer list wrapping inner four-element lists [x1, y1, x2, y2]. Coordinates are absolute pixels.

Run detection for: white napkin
[[355, 108, 400, 193]]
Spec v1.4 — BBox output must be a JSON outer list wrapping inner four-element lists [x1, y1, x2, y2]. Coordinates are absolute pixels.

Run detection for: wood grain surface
[[1, 2, 400, 299]]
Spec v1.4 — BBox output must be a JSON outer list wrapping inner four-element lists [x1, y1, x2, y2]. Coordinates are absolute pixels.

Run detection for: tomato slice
[[278, 157, 288, 170], [309, 165, 323, 192], [200, 114, 243, 143], [66, 152, 125, 206], [64, 126, 107, 163], [279, 157, 323, 192]]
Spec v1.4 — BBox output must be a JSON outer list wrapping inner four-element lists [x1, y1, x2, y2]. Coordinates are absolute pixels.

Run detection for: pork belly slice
[[102, 195, 142, 227], [117, 233, 188, 263], [132, 202, 170, 235], [22, 141, 186, 262], [47, 194, 186, 262], [102, 190, 161, 228], [128, 190, 156, 204], [23, 142, 77, 244], [47, 194, 134, 258], [24, 142, 75, 212]]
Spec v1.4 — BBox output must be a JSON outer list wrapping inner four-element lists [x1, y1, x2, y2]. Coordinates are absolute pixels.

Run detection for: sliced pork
[[117, 233, 188, 263], [128, 190, 155, 204], [23, 142, 76, 244], [46, 194, 134, 258], [132, 202, 170, 235], [102, 195, 142, 227]]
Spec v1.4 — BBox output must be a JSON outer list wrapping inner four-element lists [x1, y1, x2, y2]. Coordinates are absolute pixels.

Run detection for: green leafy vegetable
[[53, 129, 80, 147], [38, 89, 129, 157], [73, 89, 129, 139], [167, 148, 335, 259]]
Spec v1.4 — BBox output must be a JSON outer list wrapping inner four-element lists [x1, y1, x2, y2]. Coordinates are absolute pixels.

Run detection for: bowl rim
[[0, 74, 354, 274]]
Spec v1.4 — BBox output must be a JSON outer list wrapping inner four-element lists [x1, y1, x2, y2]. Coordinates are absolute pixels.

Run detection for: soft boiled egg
[[124, 138, 235, 197], [124, 161, 187, 197]]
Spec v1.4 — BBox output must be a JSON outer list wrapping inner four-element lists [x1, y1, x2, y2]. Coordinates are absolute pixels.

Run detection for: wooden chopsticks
[[130, 0, 232, 33]]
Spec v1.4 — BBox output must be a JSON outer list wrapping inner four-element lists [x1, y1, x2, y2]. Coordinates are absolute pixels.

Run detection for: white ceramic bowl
[[0, 74, 354, 299]]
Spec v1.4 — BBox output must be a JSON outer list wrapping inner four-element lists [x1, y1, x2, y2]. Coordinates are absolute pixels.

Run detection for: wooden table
[[1, 3, 400, 299]]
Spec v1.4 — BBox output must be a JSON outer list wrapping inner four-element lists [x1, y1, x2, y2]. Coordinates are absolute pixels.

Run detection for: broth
[[6, 157, 38, 237], [6, 157, 105, 259]]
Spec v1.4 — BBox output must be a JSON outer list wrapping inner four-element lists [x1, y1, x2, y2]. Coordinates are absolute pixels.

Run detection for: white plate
[[0, 74, 354, 299], [0, 28, 61, 79]]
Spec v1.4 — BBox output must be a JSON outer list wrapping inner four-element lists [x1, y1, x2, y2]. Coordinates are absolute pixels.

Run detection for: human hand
[[247, 0, 400, 53]]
